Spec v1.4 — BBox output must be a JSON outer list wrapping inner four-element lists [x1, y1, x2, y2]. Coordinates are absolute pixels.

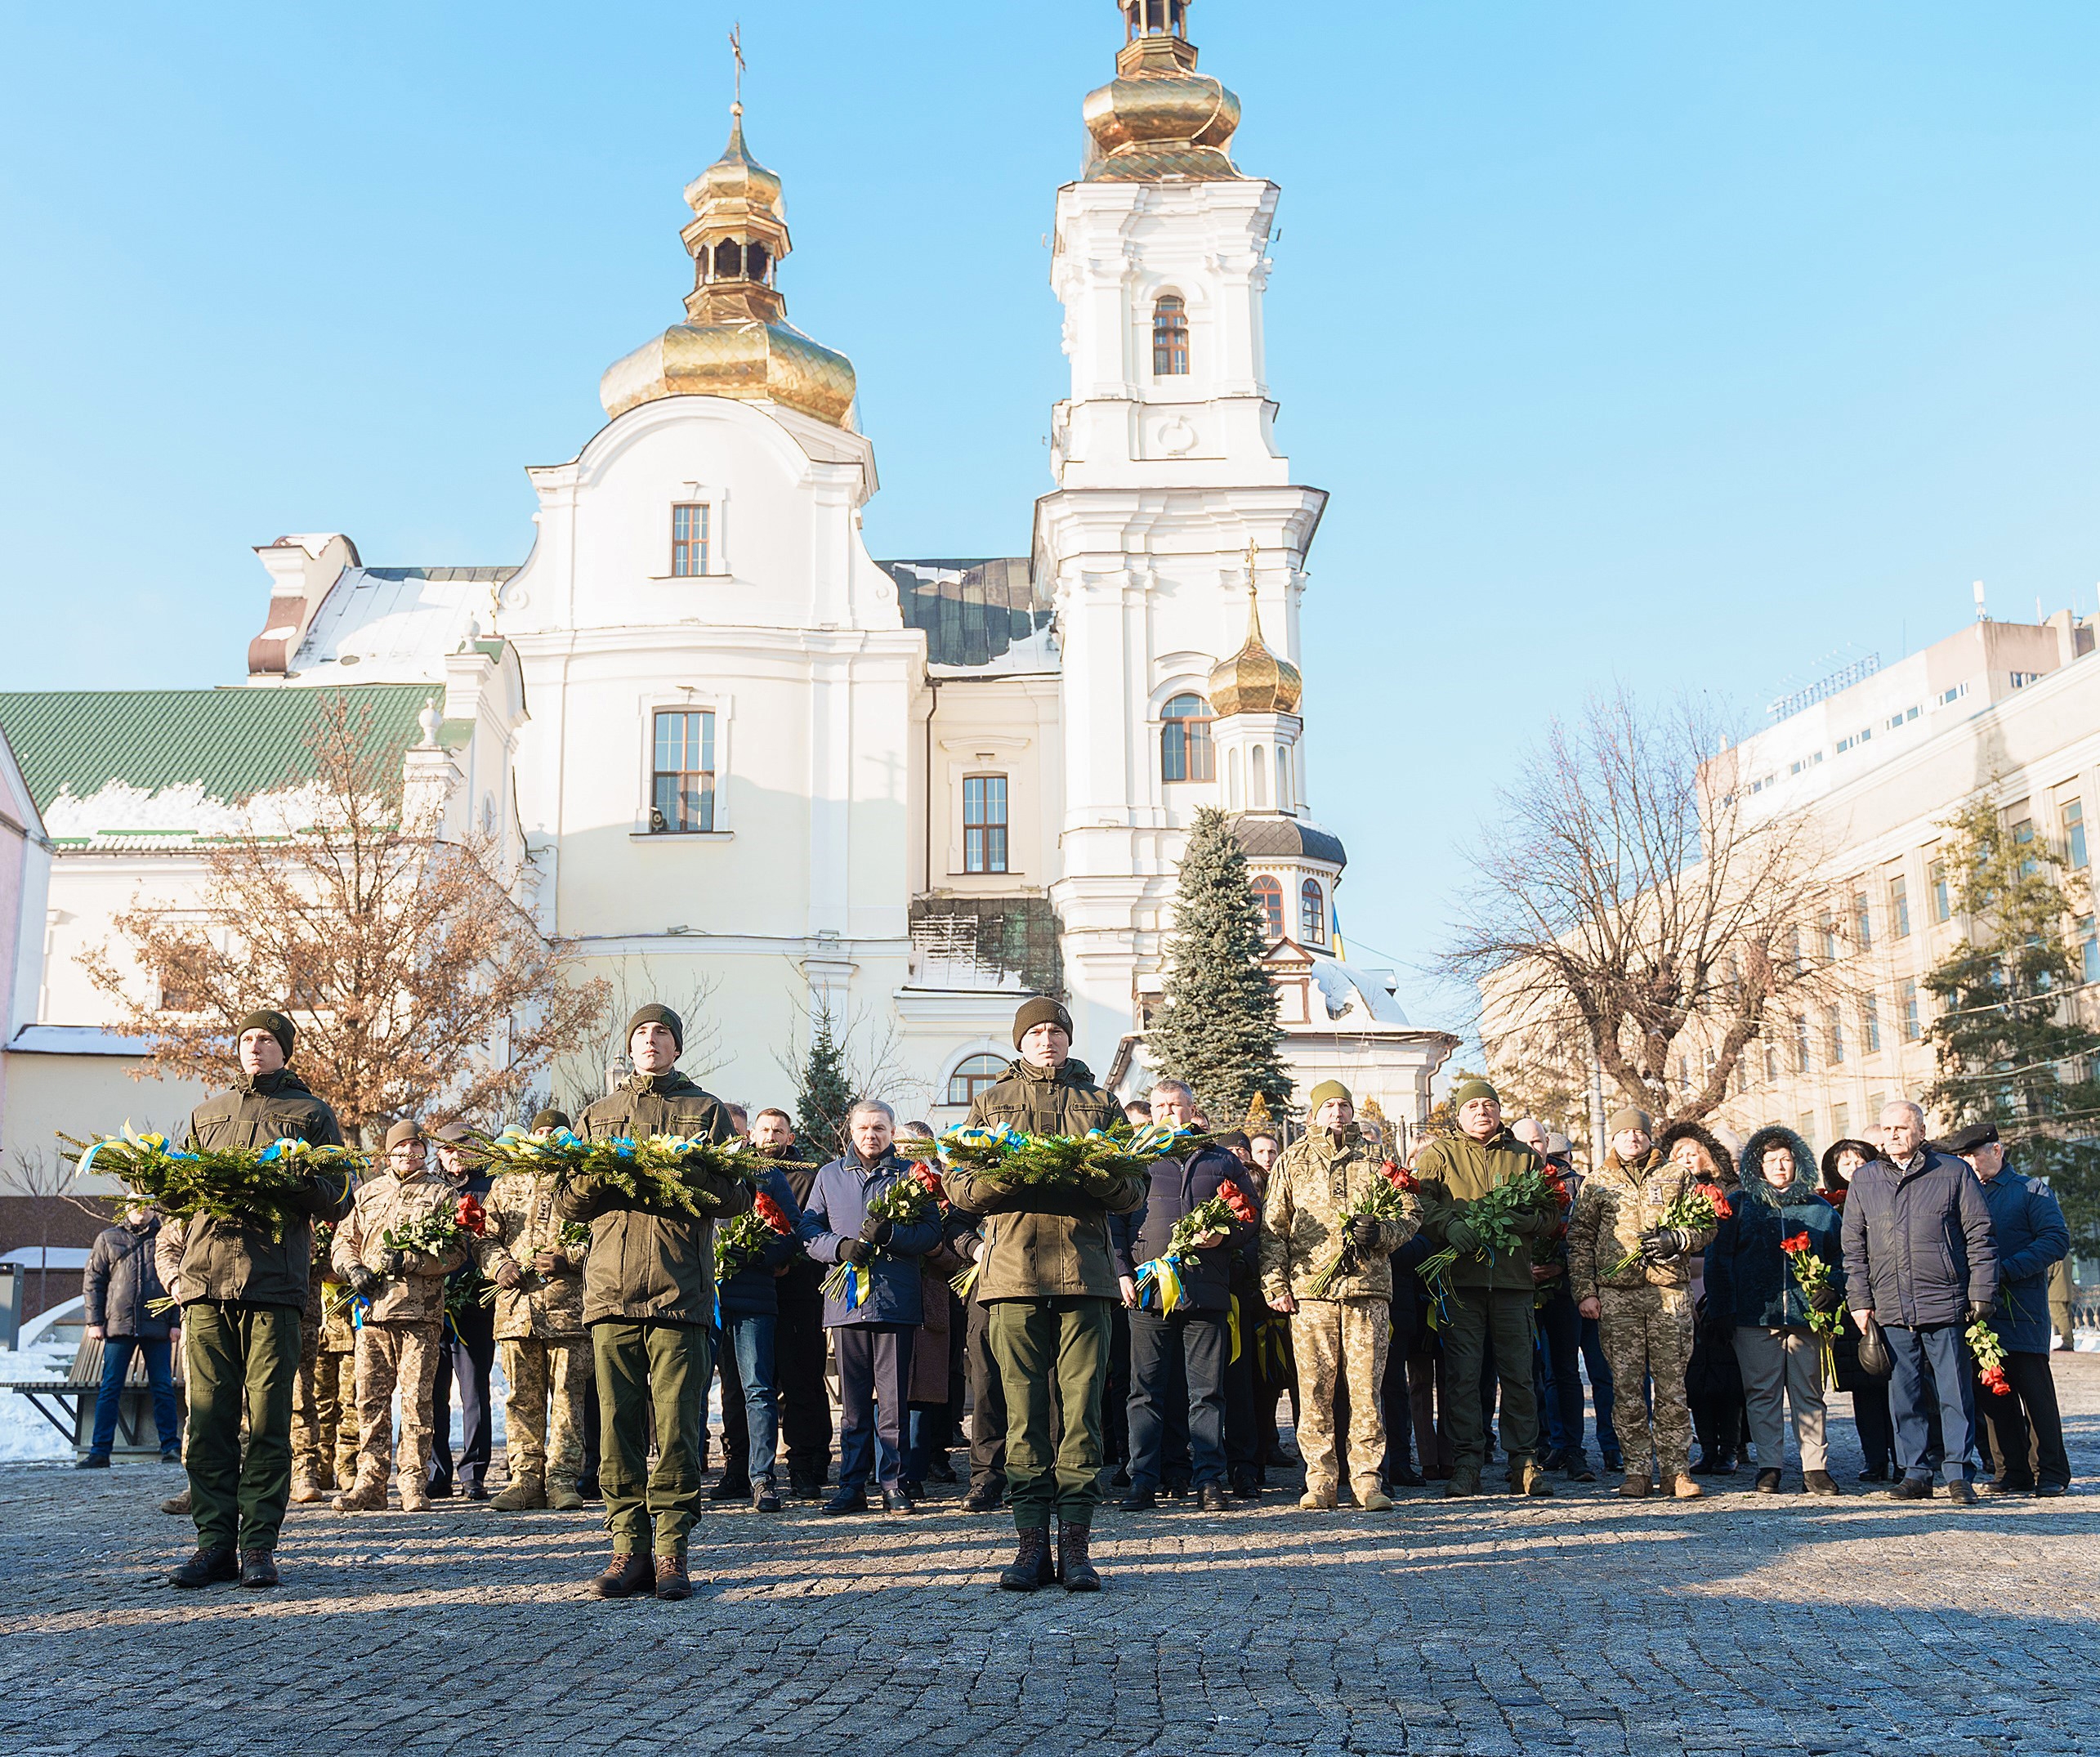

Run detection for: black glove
[[1347, 1217, 1382, 1251], [1967, 1300, 1995, 1324], [1807, 1284, 1843, 1313], [347, 1265, 381, 1298], [376, 1250, 404, 1277], [1638, 1227, 1689, 1264], [838, 1238, 873, 1267], [861, 1216, 896, 1249]]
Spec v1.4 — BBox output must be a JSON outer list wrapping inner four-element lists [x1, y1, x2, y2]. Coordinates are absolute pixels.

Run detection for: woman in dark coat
[[1658, 1121, 1745, 1477], [1818, 1137, 1902, 1480]]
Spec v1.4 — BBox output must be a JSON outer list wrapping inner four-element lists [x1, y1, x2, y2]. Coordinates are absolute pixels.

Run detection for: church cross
[[730, 24, 745, 106]]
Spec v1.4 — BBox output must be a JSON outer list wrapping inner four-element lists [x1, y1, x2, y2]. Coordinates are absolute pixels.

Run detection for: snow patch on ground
[[0, 1343, 82, 1462]]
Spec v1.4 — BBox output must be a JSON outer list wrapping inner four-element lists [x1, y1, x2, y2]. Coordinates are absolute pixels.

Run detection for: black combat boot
[[239, 1550, 279, 1589], [171, 1545, 239, 1589], [998, 1527, 1052, 1592], [1057, 1521, 1101, 1593], [962, 1475, 1005, 1513]]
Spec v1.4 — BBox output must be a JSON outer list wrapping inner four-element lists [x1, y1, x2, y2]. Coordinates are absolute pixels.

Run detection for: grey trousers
[[1731, 1325, 1828, 1473]]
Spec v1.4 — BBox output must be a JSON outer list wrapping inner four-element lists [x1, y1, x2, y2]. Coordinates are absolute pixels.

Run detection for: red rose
[[1218, 1179, 1258, 1225], [753, 1191, 794, 1235], [457, 1193, 487, 1236], [1780, 1232, 1811, 1255], [1382, 1160, 1419, 1192], [912, 1165, 945, 1201]]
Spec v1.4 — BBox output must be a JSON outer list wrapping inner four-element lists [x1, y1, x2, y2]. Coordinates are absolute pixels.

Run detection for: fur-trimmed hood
[[1655, 1120, 1739, 1190], [1819, 1138, 1878, 1194], [1739, 1124, 1825, 1211]]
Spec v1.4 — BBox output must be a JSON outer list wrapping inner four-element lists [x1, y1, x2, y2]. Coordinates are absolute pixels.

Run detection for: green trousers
[[183, 1302, 302, 1553], [594, 1320, 709, 1556], [988, 1296, 1111, 1530], [1442, 1286, 1540, 1473]]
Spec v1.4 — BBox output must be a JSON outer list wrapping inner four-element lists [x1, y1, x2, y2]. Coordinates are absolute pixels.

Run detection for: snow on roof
[[290, 566, 518, 684], [1304, 955, 1413, 1029], [7, 1026, 159, 1056]]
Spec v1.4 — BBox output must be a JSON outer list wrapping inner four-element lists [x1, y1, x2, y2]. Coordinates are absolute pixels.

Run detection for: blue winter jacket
[[1840, 1147, 1997, 1329], [718, 1165, 806, 1321], [1976, 1164, 2069, 1353], [1108, 1144, 1256, 1313], [798, 1149, 942, 1328], [1707, 1126, 1844, 1330]]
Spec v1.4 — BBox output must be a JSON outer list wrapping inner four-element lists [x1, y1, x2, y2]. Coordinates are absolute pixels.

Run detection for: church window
[[672, 503, 711, 577], [1227, 748, 1241, 809], [1249, 743, 1268, 807], [1251, 875, 1284, 941], [747, 241, 771, 282], [946, 1053, 1006, 1107], [650, 709, 716, 833], [1300, 878, 1325, 945], [712, 238, 743, 280], [1160, 694, 1214, 782], [963, 775, 1008, 874], [1276, 746, 1292, 812], [1152, 295, 1189, 376]]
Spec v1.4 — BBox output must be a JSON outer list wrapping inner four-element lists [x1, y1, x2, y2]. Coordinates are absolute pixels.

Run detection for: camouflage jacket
[[1258, 1124, 1420, 1304], [1568, 1147, 1718, 1300], [331, 1170, 468, 1325], [476, 1170, 587, 1340]]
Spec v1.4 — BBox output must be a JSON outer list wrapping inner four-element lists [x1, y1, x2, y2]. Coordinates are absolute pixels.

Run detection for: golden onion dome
[[1208, 586, 1302, 718], [1083, 2, 1242, 182], [600, 105, 856, 429]]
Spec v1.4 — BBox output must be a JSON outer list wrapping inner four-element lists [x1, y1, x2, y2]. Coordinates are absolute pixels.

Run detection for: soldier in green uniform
[[945, 996, 1142, 1593], [558, 1005, 749, 1603], [154, 1009, 352, 1589]]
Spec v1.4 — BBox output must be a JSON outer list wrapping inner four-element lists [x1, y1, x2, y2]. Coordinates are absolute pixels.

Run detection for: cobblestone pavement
[[4, 1361, 2098, 1757]]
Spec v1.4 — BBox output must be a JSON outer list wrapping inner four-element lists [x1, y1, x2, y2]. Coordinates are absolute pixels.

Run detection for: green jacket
[[1258, 1124, 1421, 1303], [557, 1069, 749, 1327], [161, 1067, 352, 1312], [1410, 1126, 1557, 1292], [945, 1057, 1139, 1301]]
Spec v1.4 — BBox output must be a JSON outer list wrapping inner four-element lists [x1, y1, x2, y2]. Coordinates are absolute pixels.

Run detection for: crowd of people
[[85, 998, 2079, 1602]]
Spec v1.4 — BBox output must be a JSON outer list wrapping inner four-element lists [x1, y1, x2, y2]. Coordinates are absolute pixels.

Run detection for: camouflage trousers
[[354, 1321, 444, 1489], [291, 1308, 324, 1484], [1599, 1285, 1695, 1480], [1289, 1297, 1390, 1498], [321, 1348, 360, 1488], [501, 1335, 591, 1487]]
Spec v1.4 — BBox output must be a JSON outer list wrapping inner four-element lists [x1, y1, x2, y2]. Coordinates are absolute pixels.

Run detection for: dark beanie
[[1012, 995, 1073, 1050], [626, 1004, 684, 1054], [238, 1009, 296, 1061], [532, 1108, 572, 1133]]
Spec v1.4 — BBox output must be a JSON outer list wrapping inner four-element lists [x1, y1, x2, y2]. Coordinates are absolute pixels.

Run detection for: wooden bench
[[0, 1334, 185, 1455]]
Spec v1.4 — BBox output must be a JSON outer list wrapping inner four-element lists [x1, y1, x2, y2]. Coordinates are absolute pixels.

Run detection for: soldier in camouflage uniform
[[289, 1220, 340, 1500], [330, 1120, 470, 1512], [1567, 1107, 1717, 1500], [1258, 1081, 1420, 1512], [477, 1107, 591, 1512], [317, 1245, 360, 1493]]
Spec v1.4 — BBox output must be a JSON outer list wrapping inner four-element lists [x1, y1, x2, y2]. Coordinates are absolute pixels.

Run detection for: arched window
[[1226, 747, 1241, 809], [945, 1053, 1007, 1107], [1251, 875, 1284, 941], [746, 241, 771, 283], [1300, 878, 1325, 945], [712, 238, 743, 280], [1250, 743, 1268, 807], [1276, 745, 1292, 812], [1160, 693, 1214, 782], [1152, 295, 1189, 376]]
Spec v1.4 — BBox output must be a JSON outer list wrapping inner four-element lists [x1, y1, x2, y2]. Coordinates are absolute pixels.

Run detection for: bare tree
[[1447, 688, 1848, 1127], [550, 958, 726, 1113], [1, 1148, 107, 1315], [81, 693, 607, 1133]]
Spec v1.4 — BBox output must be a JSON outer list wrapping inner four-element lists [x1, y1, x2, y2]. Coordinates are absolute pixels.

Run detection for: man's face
[[437, 1144, 467, 1181], [388, 1140, 427, 1178], [125, 1205, 151, 1226], [1458, 1097, 1502, 1141], [1964, 1141, 2005, 1181], [1021, 1022, 1070, 1071], [849, 1108, 894, 1160], [1151, 1088, 1197, 1129], [1613, 1128, 1651, 1161], [238, 1028, 285, 1077], [1316, 1097, 1354, 1131], [631, 1022, 679, 1075], [1763, 1144, 1796, 1190], [1880, 1105, 1924, 1160], [1512, 1120, 1547, 1158], [751, 1112, 794, 1151], [1250, 1136, 1280, 1174]]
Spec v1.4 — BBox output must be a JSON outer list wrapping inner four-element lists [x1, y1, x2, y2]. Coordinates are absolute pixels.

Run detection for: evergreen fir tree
[[792, 1004, 859, 1159], [1149, 807, 1293, 1123], [1922, 798, 2100, 1247]]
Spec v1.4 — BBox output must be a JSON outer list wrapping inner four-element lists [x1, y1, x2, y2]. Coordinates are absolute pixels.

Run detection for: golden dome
[[600, 105, 856, 429], [1208, 584, 1301, 717], [1083, 3, 1242, 182]]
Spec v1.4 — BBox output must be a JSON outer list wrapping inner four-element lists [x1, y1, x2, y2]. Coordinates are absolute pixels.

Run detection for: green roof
[[0, 686, 433, 811]]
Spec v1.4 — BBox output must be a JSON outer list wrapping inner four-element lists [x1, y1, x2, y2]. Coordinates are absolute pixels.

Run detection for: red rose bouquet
[[1606, 1181, 1731, 1280], [1780, 1230, 1843, 1381], [1133, 1178, 1258, 1314], [715, 1188, 799, 1283], [1966, 1317, 2012, 1397]]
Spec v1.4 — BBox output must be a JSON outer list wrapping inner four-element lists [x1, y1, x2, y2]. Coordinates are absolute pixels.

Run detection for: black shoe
[[1537, 1447, 1566, 1472], [962, 1478, 1005, 1513], [1230, 1473, 1263, 1500], [708, 1476, 753, 1502], [171, 1545, 239, 1589], [753, 1479, 783, 1513], [1601, 1453, 1624, 1473], [897, 1478, 925, 1502], [1983, 1478, 2035, 1497], [1943, 1479, 1979, 1505], [574, 1475, 601, 1501], [76, 1453, 110, 1469], [1857, 1465, 1890, 1483], [1564, 1454, 1597, 1484], [927, 1457, 958, 1484], [1888, 1477, 1932, 1500], [586, 1552, 655, 1599], [1387, 1464, 1425, 1489], [881, 1485, 916, 1515], [1117, 1487, 1158, 1513], [822, 1488, 869, 1516], [2036, 1483, 2069, 1498], [159, 1446, 181, 1464], [1058, 1521, 1101, 1592], [1198, 1483, 1231, 1513], [1688, 1452, 1727, 1477], [1164, 1480, 1191, 1501], [426, 1479, 455, 1500], [1108, 1465, 1131, 1490], [788, 1474, 825, 1502], [999, 1527, 1052, 1592], [239, 1550, 279, 1589], [1754, 1469, 1783, 1494], [463, 1479, 490, 1503]]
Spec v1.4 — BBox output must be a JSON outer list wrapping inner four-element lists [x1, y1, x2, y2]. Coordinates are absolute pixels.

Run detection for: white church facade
[[0, 2, 1454, 1169]]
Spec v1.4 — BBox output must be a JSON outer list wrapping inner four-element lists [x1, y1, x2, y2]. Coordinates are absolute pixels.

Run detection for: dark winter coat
[[948, 1057, 1141, 1301], [1655, 1120, 1739, 1189], [1706, 1126, 1845, 1330], [798, 1149, 944, 1327], [1840, 1147, 1998, 1330], [1976, 1163, 2069, 1353], [717, 1165, 806, 1321], [163, 1067, 351, 1312], [559, 1069, 749, 1327], [1109, 1144, 1257, 1313], [773, 1147, 825, 1308], [83, 1214, 172, 1339]]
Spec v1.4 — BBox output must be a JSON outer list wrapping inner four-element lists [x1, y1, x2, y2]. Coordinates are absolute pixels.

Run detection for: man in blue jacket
[[1946, 1122, 2072, 1496], [1110, 1080, 1256, 1514], [798, 1098, 942, 1515], [1841, 1101, 1998, 1504], [709, 1143, 806, 1513]]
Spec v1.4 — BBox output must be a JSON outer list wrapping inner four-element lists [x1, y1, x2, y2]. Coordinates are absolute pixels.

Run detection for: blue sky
[[2, 2, 2096, 1031]]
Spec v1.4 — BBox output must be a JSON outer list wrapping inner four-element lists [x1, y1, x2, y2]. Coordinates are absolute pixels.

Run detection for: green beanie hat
[[1307, 1080, 1352, 1111], [1607, 1105, 1654, 1137], [1012, 995, 1073, 1050], [1451, 1079, 1499, 1109], [626, 1003, 685, 1055], [237, 1009, 295, 1062], [532, 1108, 572, 1133], [383, 1119, 424, 1151]]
